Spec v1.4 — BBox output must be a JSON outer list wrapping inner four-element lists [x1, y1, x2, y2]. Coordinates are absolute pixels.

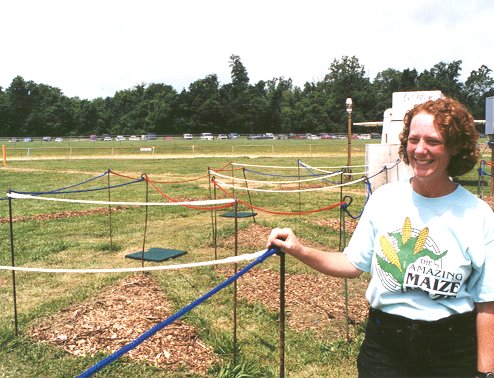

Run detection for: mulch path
[[28, 274, 218, 375]]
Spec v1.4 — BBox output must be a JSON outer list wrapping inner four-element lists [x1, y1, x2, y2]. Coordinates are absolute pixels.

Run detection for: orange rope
[[212, 179, 344, 215], [145, 176, 234, 211], [482, 160, 494, 167], [150, 175, 210, 184], [108, 170, 140, 180]]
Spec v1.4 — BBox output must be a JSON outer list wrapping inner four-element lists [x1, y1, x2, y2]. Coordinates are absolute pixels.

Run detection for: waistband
[[368, 307, 476, 330]]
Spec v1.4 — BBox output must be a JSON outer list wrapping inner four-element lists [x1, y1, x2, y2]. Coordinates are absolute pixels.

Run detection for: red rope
[[145, 176, 234, 211], [108, 170, 140, 180], [482, 160, 494, 167], [212, 179, 344, 215]]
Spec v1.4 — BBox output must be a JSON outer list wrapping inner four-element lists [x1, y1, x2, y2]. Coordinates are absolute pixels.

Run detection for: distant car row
[[183, 133, 240, 140], [10, 137, 63, 142], [90, 134, 155, 141], [8, 132, 381, 143]]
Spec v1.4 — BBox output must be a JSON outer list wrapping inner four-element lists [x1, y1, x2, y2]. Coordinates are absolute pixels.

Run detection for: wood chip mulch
[[217, 266, 369, 338], [27, 274, 219, 375], [0, 206, 128, 224]]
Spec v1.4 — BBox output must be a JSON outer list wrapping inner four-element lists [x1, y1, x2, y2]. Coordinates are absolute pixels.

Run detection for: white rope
[[7, 192, 235, 207], [209, 169, 342, 185], [214, 175, 368, 193], [0, 250, 267, 274], [299, 160, 401, 176], [230, 161, 398, 170]]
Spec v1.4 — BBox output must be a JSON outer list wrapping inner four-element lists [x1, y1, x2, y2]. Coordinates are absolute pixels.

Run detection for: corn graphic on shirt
[[344, 180, 494, 321]]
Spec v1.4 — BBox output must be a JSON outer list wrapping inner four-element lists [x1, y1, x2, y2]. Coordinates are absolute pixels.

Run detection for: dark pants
[[357, 308, 477, 378]]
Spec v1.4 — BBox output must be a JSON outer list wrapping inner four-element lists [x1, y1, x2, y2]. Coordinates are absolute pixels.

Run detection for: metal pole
[[8, 192, 19, 336], [233, 199, 238, 366], [107, 170, 113, 252], [279, 251, 286, 378], [347, 112, 352, 170], [141, 175, 149, 269]]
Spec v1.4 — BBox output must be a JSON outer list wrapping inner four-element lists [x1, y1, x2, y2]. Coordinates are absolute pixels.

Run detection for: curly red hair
[[399, 97, 479, 177]]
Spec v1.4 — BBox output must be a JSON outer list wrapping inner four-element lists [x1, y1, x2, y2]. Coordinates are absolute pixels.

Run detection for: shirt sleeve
[[472, 213, 494, 302]]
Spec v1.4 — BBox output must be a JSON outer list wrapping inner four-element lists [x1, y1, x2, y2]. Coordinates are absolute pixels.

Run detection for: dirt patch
[[27, 274, 219, 375], [0, 206, 128, 224], [217, 266, 369, 338]]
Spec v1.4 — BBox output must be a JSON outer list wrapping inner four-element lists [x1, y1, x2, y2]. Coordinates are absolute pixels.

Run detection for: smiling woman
[[267, 96, 494, 377]]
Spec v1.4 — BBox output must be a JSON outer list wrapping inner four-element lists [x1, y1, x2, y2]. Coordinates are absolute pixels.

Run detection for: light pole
[[346, 97, 353, 171]]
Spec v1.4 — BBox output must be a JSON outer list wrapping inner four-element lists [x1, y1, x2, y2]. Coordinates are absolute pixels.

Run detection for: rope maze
[[209, 159, 401, 342], [1, 160, 400, 376]]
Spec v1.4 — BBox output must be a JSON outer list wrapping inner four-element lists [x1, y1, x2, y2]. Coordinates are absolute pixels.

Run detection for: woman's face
[[406, 112, 454, 192]]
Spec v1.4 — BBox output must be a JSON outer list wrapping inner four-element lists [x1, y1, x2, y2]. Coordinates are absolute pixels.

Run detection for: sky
[[2, 0, 494, 100]]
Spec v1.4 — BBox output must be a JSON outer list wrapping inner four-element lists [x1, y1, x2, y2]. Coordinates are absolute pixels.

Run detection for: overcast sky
[[2, 0, 493, 100]]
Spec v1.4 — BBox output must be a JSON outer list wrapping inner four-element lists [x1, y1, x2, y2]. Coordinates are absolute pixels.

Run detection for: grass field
[[0, 138, 488, 377]]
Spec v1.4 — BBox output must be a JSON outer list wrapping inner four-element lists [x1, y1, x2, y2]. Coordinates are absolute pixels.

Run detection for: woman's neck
[[410, 176, 458, 198]]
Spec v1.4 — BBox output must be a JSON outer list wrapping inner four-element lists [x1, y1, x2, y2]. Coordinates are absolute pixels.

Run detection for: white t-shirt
[[344, 180, 494, 321]]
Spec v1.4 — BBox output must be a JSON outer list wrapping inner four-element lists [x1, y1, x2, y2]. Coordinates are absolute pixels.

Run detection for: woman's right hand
[[267, 227, 304, 257]]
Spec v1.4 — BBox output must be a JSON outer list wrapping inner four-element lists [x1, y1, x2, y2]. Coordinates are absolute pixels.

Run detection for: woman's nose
[[414, 139, 427, 153]]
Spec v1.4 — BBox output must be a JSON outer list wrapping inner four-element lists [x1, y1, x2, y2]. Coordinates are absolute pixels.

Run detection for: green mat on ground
[[125, 248, 187, 262], [220, 211, 257, 218]]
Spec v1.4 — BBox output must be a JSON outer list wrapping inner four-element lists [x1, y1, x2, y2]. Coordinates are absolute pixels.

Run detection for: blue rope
[[0, 170, 112, 201], [10, 177, 144, 196], [45, 170, 111, 194], [77, 247, 280, 377], [341, 179, 372, 220], [297, 160, 342, 184]]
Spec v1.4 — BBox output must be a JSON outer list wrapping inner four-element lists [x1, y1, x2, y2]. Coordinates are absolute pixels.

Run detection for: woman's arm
[[267, 227, 363, 279], [476, 301, 494, 373]]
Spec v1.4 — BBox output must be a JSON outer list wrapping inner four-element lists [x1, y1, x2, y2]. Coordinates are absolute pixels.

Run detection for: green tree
[[464, 65, 494, 119], [323, 56, 376, 129], [4, 76, 35, 136], [180, 75, 223, 133], [221, 54, 256, 133], [417, 61, 464, 100], [372, 68, 402, 118], [399, 69, 419, 91]]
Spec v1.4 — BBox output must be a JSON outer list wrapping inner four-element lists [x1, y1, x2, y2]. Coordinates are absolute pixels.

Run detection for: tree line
[[1, 55, 493, 138]]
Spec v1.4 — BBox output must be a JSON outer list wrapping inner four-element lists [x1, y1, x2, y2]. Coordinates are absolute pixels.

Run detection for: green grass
[[0, 139, 488, 377]]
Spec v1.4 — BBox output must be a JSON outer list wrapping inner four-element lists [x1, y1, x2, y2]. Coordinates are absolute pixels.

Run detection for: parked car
[[90, 134, 98, 141], [183, 133, 193, 140], [200, 132, 214, 140], [306, 133, 321, 140], [23, 137, 32, 142], [55, 137, 64, 142], [277, 134, 288, 140], [217, 134, 228, 140], [319, 133, 332, 139], [247, 134, 263, 140], [9, 137, 18, 143], [115, 135, 126, 141], [228, 132, 240, 139], [129, 135, 140, 141], [263, 133, 275, 139], [103, 136, 112, 141], [42, 136, 51, 142]]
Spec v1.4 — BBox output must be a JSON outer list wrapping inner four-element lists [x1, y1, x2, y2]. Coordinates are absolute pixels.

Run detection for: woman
[[267, 97, 494, 377]]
